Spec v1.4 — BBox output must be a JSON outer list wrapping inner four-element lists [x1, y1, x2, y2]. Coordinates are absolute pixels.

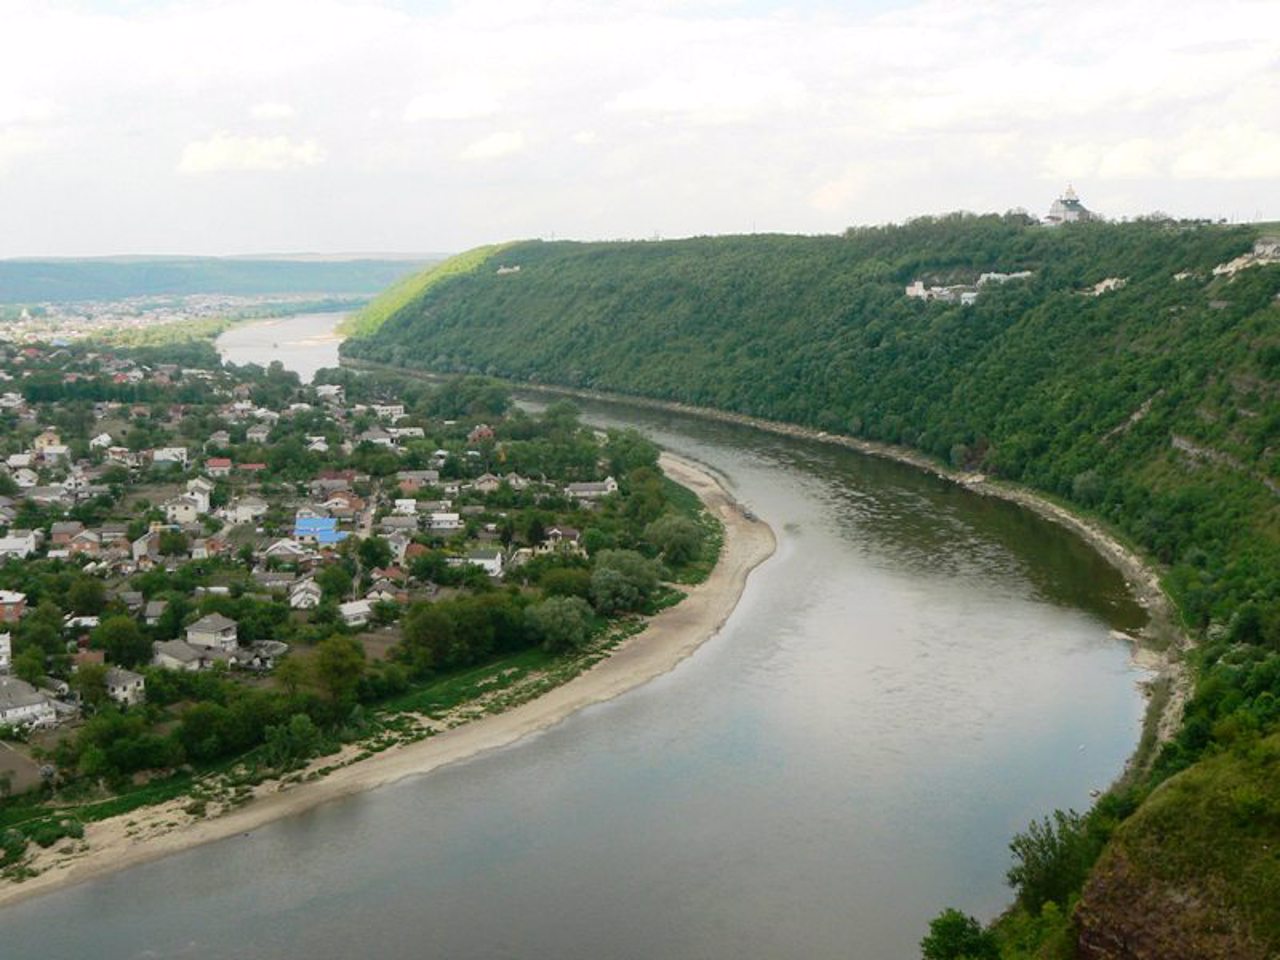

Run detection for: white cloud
[[1171, 124, 1280, 181], [178, 132, 325, 174], [250, 101, 296, 120], [458, 130, 526, 161], [0, 127, 47, 173]]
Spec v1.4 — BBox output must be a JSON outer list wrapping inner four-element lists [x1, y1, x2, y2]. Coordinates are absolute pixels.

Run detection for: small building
[[0, 676, 56, 727], [206, 457, 233, 477], [152, 639, 223, 672], [105, 666, 146, 707], [428, 512, 462, 533], [227, 496, 269, 526], [289, 578, 323, 610], [246, 424, 271, 444], [565, 477, 619, 501], [186, 613, 238, 651], [163, 495, 202, 526], [0, 590, 27, 623], [1044, 184, 1095, 226], [448, 548, 505, 578], [144, 599, 169, 626], [152, 447, 189, 467], [339, 599, 373, 628], [293, 517, 348, 547]]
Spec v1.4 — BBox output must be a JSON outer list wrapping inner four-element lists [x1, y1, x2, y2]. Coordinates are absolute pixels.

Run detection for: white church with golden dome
[[1044, 185, 1095, 225]]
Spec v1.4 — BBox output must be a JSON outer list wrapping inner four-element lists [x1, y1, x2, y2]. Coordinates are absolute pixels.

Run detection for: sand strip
[[0, 453, 774, 908]]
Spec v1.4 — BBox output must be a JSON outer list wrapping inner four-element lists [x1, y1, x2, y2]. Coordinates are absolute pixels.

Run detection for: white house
[[0, 676, 56, 727], [152, 447, 189, 467], [339, 599, 373, 627], [0, 631, 10, 673], [448, 548, 505, 578], [371, 403, 405, 421], [186, 476, 215, 514], [246, 424, 271, 443], [186, 613, 239, 651], [226, 496, 268, 526], [105, 666, 146, 706], [565, 477, 619, 501], [89, 432, 114, 450], [0, 530, 39, 560], [394, 498, 418, 515], [428, 512, 462, 532], [163, 495, 201, 525], [152, 639, 220, 672], [289, 578, 323, 610]]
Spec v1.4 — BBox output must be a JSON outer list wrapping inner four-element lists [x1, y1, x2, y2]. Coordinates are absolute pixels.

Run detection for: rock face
[[1075, 850, 1266, 960]]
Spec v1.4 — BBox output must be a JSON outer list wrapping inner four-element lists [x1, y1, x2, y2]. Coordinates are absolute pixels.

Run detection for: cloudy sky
[[3, 0, 1279, 257]]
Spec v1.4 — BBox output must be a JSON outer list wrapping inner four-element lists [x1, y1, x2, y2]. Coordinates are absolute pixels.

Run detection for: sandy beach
[[0, 453, 775, 909]]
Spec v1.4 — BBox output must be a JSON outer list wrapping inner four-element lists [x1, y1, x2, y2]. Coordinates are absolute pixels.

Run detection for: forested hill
[[344, 216, 1279, 627], [344, 215, 1280, 954], [0, 257, 432, 303]]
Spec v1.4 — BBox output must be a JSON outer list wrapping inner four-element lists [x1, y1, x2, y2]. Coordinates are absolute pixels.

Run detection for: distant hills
[[0, 256, 440, 303]]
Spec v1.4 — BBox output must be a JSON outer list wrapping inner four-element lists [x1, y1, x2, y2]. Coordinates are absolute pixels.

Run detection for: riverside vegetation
[[341, 213, 1280, 959]]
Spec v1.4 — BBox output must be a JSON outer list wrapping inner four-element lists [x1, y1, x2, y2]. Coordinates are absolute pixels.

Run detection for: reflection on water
[[0, 393, 1151, 960]]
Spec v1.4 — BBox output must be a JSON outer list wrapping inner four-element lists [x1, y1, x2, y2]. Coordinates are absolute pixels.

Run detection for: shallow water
[[215, 311, 349, 383], [0, 346, 1151, 960]]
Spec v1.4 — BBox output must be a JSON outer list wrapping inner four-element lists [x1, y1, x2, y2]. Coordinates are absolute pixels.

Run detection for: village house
[[144, 599, 168, 626], [185, 612, 239, 651], [226, 495, 268, 526], [0, 530, 40, 560], [89, 432, 113, 449], [246, 424, 271, 444], [152, 639, 222, 672], [371, 403, 405, 421], [0, 590, 27, 623], [186, 476, 215, 514], [428, 512, 462, 533], [294, 516, 347, 546], [0, 676, 56, 727], [339, 599, 373, 627], [205, 430, 231, 450], [448, 548, 505, 578], [0, 631, 10, 673], [473, 473, 502, 494], [565, 477, 619, 501], [105, 666, 146, 707], [205, 456, 233, 477], [164, 495, 202, 525], [50, 520, 85, 546], [151, 446, 189, 468], [289, 578, 323, 610], [539, 525, 586, 556]]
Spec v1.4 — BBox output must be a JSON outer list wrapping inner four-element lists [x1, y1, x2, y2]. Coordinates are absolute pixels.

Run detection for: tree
[[13, 648, 44, 684], [358, 536, 392, 571], [1007, 808, 1097, 912], [644, 513, 702, 566], [263, 713, 323, 769], [158, 530, 189, 556], [72, 662, 109, 711], [273, 655, 309, 697], [590, 549, 660, 615], [92, 615, 151, 668], [920, 909, 999, 960], [528, 596, 594, 654], [313, 635, 366, 704], [67, 576, 106, 616]]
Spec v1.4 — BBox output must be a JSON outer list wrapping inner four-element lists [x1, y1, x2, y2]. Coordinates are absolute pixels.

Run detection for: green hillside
[[343, 214, 1280, 955]]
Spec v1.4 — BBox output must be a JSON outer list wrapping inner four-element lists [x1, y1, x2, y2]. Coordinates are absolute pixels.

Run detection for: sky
[[2, 0, 1279, 257]]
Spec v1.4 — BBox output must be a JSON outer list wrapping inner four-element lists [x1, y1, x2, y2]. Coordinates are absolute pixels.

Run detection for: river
[[4, 312, 1150, 958], [215, 311, 349, 383]]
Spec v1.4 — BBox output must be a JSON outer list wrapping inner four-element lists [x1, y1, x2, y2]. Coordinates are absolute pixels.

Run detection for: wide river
[[6, 314, 1150, 958]]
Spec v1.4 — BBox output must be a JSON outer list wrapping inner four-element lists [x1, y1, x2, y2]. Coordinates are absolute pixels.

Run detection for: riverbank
[[0, 453, 776, 909], [340, 359, 1191, 775]]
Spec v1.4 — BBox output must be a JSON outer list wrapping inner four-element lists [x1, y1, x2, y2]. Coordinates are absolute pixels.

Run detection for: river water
[[215, 311, 348, 383], [4, 314, 1150, 959]]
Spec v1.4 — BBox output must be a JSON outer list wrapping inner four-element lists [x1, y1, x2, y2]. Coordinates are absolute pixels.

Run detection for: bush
[[1007, 809, 1100, 912], [921, 908, 999, 960]]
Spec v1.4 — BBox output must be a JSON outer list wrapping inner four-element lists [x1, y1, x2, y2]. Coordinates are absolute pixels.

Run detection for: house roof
[[187, 612, 237, 634], [0, 676, 49, 711]]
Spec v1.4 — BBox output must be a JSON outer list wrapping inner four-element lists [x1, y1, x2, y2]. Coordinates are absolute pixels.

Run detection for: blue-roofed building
[[293, 517, 348, 546]]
